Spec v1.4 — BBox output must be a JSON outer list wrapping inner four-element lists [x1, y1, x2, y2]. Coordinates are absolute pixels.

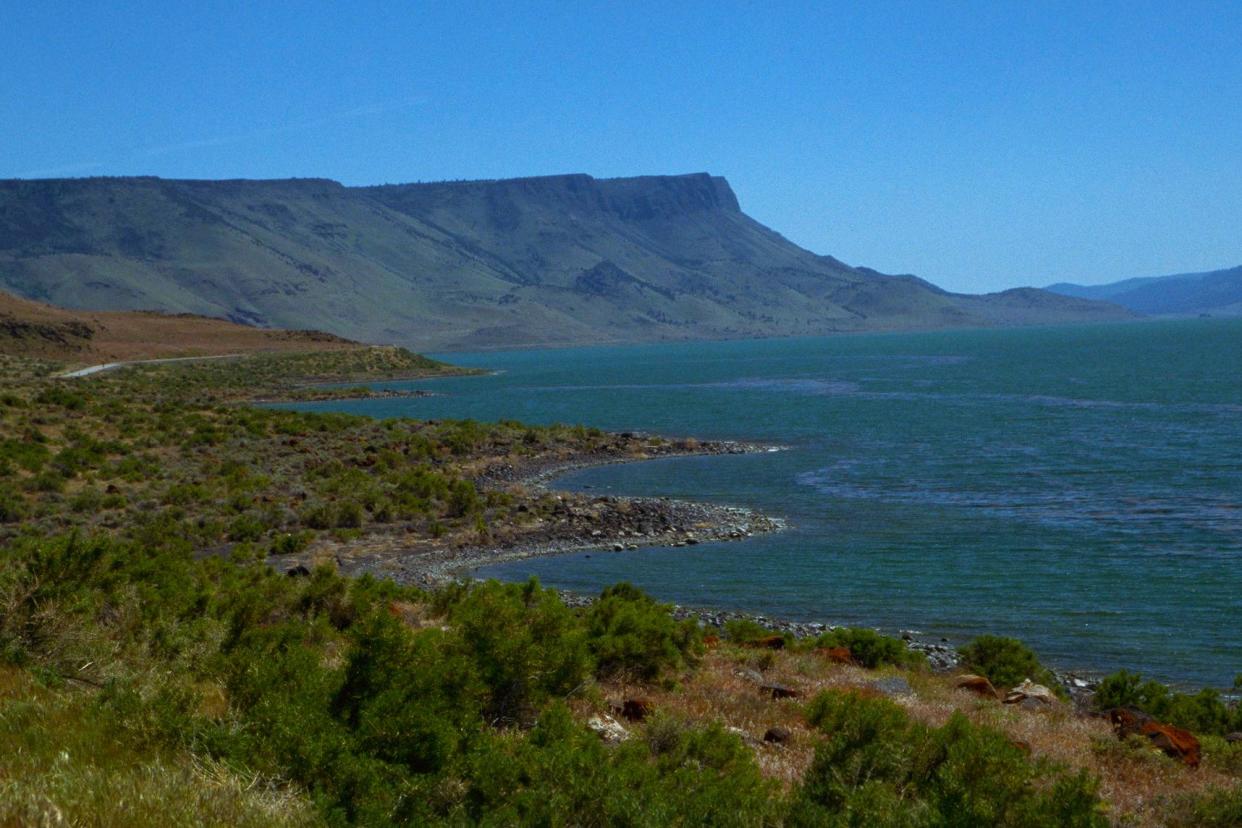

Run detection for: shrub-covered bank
[[2, 532, 1116, 826]]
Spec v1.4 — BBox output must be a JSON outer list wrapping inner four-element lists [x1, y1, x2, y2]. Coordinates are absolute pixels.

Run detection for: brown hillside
[[0, 290, 357, 364]]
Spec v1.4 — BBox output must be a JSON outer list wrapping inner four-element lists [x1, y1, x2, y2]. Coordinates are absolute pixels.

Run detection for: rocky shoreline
[[314, 436, 1102, 704], [254, 388, 440, 404], [303, 436, 780, 584], [471, 435, 783, 490], [554, 590, 1102, 705]]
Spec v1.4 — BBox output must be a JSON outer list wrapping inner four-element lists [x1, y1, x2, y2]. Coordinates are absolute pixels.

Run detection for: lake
[[292, 319, 1242, 687]]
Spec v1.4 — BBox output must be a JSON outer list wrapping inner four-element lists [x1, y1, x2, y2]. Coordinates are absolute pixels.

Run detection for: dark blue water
[[292, 320, 1242, 687]]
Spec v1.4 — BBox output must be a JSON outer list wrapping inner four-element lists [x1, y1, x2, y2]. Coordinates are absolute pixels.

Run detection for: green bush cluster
[[586, 582, 702, 681], [0, 436, 50, 473], [813, 626, 924, 669], [1163, 785, 1242, 828], [1093, 670, 1242, 736], [958, 635, 1060, 691], [791, 690, 1105, 826], [722, 617, 787, 645]]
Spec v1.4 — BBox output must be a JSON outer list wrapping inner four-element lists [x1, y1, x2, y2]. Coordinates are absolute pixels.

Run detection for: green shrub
[[332, 612, 484, 779], [335, 500, 364, 529], [959, 635, 1059, 690], [443, 704, 779, 826], [0, 485, 25, 523], [300, 499, 365, 531], [1093, 670, 1241, 735], [723, 617, 776, 644], [269, 531, 312, 556], [443, 579, 592, 725], [814, 626, 923, 669], [24, 470, 65, 494], [0, 437, 50, 472], [68, 487, 103, 514], [1162, 785, 1242, 828], [445, 478, 480, 517], [227, 513, 267, 542], [791, 690, 1105, 826], [585, 582, 701, 681], [35, 386, 86, 411], [1200, 736, 1242, 775]]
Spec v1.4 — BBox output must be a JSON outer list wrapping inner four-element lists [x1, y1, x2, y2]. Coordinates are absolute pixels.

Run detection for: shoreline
[[314, 440, 1136, 702], [475, 444, 1112, 699], [329, 438, 785, 589]]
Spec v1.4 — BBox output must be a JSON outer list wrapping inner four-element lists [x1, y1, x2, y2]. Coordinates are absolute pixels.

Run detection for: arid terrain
[[0, 288, 356, 364]]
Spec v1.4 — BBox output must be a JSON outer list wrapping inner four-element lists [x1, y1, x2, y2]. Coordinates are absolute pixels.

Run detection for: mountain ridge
[[1047, 265, 1242, 317], [0, 173, 1133, 349]]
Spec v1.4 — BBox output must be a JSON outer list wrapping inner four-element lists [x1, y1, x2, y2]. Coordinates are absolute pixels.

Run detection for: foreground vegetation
[[1, 349, 1240, 825], [1, 533, 1108, 826]]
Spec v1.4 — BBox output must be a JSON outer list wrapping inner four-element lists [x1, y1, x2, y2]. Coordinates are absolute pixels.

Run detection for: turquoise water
[[293, 320, 1242, 687]]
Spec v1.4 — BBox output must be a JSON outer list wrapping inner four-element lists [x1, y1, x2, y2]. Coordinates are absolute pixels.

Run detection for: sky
[[3, 1, 1240, 293]]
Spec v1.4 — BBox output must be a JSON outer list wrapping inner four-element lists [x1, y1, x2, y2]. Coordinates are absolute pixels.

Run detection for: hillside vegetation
[[0, 175, 1132, 350], [1, 351, 1239, 825]]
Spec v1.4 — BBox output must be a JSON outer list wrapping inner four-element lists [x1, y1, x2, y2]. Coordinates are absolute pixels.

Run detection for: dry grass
[[0, 288, 357, 364], [0, 668, 319, 828], [593, 645, 1242, 826]]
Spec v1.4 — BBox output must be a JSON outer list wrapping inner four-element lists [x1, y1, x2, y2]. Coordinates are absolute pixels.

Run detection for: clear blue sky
[[3, 1, 1240, 292]]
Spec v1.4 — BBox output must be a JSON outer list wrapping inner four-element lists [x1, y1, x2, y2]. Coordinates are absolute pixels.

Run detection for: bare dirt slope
[[0, 289, 356, 364]]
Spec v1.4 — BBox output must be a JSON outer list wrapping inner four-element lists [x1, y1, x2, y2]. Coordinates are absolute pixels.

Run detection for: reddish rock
[[815, 646, 854, 665], [1108, 708, 1201, 767], [1142, 722, 1200, 768], [954, 674, 999, 700]]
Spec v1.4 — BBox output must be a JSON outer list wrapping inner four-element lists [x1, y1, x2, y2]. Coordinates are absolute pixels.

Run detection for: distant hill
[[0, 289, 353, 363], [1047, 265, 1242, 317], [0, 174, 1133, 350]]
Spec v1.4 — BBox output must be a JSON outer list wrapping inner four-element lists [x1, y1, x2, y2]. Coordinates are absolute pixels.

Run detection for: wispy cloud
[[139, 97, 429, 158], [9, 96, 428, 178]]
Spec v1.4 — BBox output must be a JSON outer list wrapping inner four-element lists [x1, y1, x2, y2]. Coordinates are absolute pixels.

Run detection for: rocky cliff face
[[0, 174, 1132, 349]]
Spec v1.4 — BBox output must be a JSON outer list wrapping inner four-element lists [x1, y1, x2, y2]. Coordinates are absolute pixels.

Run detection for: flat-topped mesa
[[361, 172, 741, 221], [0, 171, 1132, 349]]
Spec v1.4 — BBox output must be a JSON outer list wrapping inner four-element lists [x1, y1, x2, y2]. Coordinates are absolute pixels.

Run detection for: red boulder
[[815, 646, 854, 665]]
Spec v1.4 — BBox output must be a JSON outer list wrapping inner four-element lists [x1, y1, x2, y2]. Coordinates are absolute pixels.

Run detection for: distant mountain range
[[0, 174, 1132, 350], [1047, 265, 1242, 318]]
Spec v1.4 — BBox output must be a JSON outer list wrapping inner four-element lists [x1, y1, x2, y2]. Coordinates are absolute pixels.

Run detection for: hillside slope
[[1047, 265, 1242, 317], [0, 288, 353, 363], [0, 174, 1133, 349]]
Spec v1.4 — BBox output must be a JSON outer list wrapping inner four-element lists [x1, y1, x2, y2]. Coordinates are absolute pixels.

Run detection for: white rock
[[1003, 679, 1059, 706], [587, 714, 629, 743]]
